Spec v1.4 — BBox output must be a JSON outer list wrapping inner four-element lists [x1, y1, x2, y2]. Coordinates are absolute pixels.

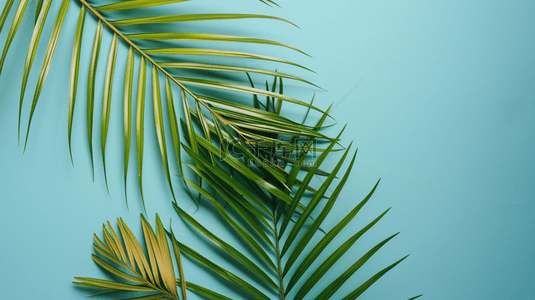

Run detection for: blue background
[[1, 0, 534, 299]]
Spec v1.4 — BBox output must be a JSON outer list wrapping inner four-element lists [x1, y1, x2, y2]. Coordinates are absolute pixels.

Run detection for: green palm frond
[[174, 130, 409, 299], [0, 0, 325, 208]]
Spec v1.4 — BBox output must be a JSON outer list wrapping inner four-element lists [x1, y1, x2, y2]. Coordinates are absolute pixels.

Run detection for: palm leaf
[[152, 66, 177, 202], [23, 0, 69, 152], [0, 0, 28, 76], [1, 0, 322, 205], [0, 0, 15, 35], [136, 57, 147, 207], [123, 46, 135, 202], [87, 19, 103, 180], [17, 0, 52, 146], [74, 215, 182, 299], [68, 5, 86, 165], [174, 143, 411, 299], [101, 33, 119, 194]]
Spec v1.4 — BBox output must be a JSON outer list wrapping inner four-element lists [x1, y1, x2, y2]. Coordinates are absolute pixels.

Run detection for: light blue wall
[[0, 0, 534, 299]]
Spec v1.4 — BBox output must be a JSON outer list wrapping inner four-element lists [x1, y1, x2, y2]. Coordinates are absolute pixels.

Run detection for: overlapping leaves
[[175, 112, 415, 299], [0, 0, 419, 299], [77, 82, 416, 298], [76, 146, 418, 299]]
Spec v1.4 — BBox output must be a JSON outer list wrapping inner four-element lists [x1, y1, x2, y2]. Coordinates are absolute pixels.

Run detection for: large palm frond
[[0, 0, 327, 209], [173, 128, 415, 299]]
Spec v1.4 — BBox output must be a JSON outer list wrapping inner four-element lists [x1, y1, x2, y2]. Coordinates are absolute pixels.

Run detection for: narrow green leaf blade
[[123, 294, 167, 300], [23, 0, 69, 151], [123, 46, 135, 203], [175, 77, 323, 113], [165, 78, 182, 175], [165, 78, 196, 204], [68, 6, 86, 166], [178, 280, 231, 300], [18, 0, 52, 145], [194, 101, 214, 164], [101, 33, 119, 194], [128, 33, 309, 57], [112, 13, 297, 27], [95, 0, 190, 12], [35, 0, 43, 23], [145, 48, 312, 72], [196, 95, 314, 127], [93, 241, 124, 268], [181, 90, 198, 153], [88, 20, 103, 181], [0, 0, 29, 76], [0, 0, 15, 36], [160, 62, 317, 88], [152, 66, 177, 202], [302, 93, 315, 124], [136, 57, 147, 209], [246, 73, 264, 109]]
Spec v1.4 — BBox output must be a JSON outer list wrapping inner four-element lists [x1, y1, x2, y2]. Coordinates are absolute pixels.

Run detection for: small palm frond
[[75, 214, 256, 300], [0, 0, 326, 209], [74, 214, 182, 299]]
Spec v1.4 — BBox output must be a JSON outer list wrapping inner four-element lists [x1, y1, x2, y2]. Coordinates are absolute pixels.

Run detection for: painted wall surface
[[1, 0, 534, 299]]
